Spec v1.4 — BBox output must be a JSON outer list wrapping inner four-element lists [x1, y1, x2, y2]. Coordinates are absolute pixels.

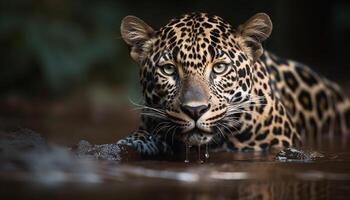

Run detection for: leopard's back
[[262, 51, 350, 144]]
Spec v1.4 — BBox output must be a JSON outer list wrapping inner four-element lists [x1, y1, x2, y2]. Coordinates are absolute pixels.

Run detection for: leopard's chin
[[180, 129, 213, 146]]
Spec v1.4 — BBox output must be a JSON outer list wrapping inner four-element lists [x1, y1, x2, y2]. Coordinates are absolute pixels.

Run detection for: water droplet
[[185, 144, 190, 163], [205, 144, 210, 159], [198, 145, 203, 163]]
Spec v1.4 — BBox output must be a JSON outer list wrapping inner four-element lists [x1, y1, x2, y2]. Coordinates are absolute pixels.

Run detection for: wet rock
[[275, 147, 324, 162], [74, 140, 140, 161], [75, 140, 121, 161]]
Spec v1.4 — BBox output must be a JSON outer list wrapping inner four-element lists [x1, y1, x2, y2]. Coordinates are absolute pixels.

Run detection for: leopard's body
[[117, 12, 350, 156]]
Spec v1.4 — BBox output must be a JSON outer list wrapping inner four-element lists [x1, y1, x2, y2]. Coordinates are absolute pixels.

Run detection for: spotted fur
[[117, 13, 350, 156]]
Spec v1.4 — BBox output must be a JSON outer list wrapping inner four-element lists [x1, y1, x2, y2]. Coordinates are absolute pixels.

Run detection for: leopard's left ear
[[237, 13, 272, 62], [121, 16, 155, 63]]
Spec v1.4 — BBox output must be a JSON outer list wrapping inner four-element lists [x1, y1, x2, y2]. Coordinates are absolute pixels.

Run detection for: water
[[2, 151, 350, 200], [0, 130, 350, 200], [184, 144, 190, 163], [205, 143, 210, 159], [1, 130, 350, 200]]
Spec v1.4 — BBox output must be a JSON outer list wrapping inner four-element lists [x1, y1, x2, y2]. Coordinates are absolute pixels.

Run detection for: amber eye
[[212, 63, 229, 75], [160, 64, 176, 76]]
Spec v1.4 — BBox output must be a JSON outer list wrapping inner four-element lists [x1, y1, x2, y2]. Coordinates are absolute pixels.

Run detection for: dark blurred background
[[1, 0, 350, 146]]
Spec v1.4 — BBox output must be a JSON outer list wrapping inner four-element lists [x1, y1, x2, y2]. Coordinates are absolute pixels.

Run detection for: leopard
[[117, 12, 350, 158]]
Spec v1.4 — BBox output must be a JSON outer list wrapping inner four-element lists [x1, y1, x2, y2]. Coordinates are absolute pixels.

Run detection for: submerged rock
[[0, 128, 47, 151], [0, 128, 49, 171], [275, 147, 324, 162], [0, 129, 100, 184], [0, 128, 138, 173]]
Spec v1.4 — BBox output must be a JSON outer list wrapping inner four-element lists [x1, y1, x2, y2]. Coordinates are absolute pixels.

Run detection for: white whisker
[[215, 125, 225, 138], [140, 113, 167, 120], [153, 122, 171, 135]]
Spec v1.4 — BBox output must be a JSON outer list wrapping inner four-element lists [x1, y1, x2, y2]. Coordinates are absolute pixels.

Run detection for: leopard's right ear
[[237, 13, 272, 62], [121, 16, 155, 63]]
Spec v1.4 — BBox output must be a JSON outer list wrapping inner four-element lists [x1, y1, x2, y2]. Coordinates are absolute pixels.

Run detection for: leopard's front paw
[[117, 132, 171, 157]]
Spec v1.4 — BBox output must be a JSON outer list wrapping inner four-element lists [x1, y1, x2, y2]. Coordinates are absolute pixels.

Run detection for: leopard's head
[[121, 13, 272, 145]]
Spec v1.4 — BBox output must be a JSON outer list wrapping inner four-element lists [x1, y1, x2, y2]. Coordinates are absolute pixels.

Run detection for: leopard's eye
[[160, 64, 176, 76], [212, 63, 229, 75]]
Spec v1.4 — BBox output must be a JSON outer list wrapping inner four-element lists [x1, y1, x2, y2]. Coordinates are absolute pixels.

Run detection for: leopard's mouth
[[179, 128, 213, 145]]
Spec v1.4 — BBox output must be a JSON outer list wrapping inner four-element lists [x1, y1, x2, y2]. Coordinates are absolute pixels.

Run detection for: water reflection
[[179, 181, 330, 200]]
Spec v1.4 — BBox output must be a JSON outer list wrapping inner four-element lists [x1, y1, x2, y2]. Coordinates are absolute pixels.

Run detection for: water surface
[[1, 134, 350, 200]]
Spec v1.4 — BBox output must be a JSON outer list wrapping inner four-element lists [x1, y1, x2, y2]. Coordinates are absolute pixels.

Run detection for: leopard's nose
[[180, 104, 210, 121]]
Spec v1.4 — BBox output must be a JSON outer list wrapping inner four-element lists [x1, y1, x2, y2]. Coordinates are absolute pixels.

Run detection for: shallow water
[[1, 133, 350, 200]]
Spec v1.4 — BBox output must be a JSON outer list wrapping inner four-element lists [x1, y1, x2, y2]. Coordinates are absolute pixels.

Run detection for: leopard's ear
[[121, 16, 155, 63], [237, 13, 272, 62]]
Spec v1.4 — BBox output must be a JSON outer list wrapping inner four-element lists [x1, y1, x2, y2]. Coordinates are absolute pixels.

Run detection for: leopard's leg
[[117, 130, 172, 156]]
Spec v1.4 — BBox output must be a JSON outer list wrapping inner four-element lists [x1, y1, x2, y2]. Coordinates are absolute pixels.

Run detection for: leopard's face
[[121, 13, 272, 145]]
